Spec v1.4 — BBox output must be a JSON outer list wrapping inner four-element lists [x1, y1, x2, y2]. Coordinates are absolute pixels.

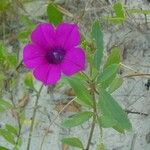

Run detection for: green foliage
[[62, 111, 93, 128], [98, 115, 117, 128], [91, 21, 104, 70], [5, 124, 18, 135], [98, 89, 132, 132], [0, 146, 9, 150], [0, 128, 16, 145], [107, 77, 123, 93], [0, 123, 22, 149], [24, 72, 35, 91], [103, 2, 125, 24], [18, 16, 35, 43], [0, 43, 18, 67], [113, 2, 125, 19], [61, 137, 84, 149], [97, 47, 121, 89], [97, 64, 119, 84], [47, 3, 63, 25], [66, 77, 93, 107], [0, 99, 12, 112], [104, 47, 121, 69], [0, 0, 11, 12]]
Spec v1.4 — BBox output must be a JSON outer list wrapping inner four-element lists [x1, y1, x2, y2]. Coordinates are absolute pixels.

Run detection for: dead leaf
[[55, 101, 81, 113], [11, 108, 18, 119], [16, 94, 29, 108], [64, 88, 75, 97], [62, 144, 69, 150]]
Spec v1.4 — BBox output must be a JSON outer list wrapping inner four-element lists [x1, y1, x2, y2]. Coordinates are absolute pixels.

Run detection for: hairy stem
[[27, 84, 43, 150]]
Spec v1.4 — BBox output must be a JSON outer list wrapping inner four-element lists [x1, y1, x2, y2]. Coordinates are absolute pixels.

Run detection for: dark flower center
[[45, 47, 66, 64]]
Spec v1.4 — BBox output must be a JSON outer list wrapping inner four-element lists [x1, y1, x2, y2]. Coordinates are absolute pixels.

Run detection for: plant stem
[[27, 84, 43, 150], [85, 82, 97, 150]]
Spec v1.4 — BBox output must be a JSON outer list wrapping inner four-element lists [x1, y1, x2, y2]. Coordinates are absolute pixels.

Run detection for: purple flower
[[23, 23, 85, 85]]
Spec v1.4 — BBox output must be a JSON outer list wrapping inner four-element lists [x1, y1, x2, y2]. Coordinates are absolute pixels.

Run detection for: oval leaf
[[97, 64, 119, 85], [47, 3, 63, 25], [62, 111, 93, 128], [67, 77, 93, 107], [5, 124, 18, 135], [24, 72, 35, 90], [107, 77, 123, 93], [91, 21, 104, 70], [98, 89, 132, 131], [0, 129, 16, 145], [104, 47, 121, 69], [0, 146, 9, 150], [0, 99, 12, 112]]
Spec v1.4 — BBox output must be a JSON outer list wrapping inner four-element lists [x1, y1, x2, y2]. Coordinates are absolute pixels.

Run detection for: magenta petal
[[33, 64, 61, 85], [56, 23, 80, 50], [23, 44, 47, 69], [31, 23, 55, 50], [61, 48, 85, 76]]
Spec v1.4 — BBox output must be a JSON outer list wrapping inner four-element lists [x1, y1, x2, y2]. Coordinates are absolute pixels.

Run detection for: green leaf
[[5, 124, 18, 135], [0, 0, 10, 12], [91, 21, 104, 70], [0, 43, 7, 61], [67, 77, 93, 107], [20, 15, 35, 27], [7, 54, 18, 67], [102, 16, 125, 24], [24, 72, 35, 90], [62, 111, 93, 128], [98, 89, 132, 131], [0, 146, 9, 150], [113, 125, 125, 133], [102, 3, 125, 24], [0, 129, 16, 145], [47, 3, 63, 25], [113, 2, 125, 18], [98, 115, 117, 128], [16, 137, 23, 146], [0, 99, 12, 112], [61, 137, 84, 149], [104, 47, 121, 69], [107, 77, 123, 93], [97, 64, 119, 84]]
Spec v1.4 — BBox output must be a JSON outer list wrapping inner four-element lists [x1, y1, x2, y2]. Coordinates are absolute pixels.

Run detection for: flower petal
[[23, 44, 47, 69], [31, 23, 55, 50], [33, 64, 61, 85], [56, 23, 80, 50], [61, 48, 85, 76]]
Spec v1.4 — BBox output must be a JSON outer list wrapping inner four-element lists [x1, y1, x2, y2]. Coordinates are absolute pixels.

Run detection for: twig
[[27, 84, 44, 150], [123, 73, 150, 78], [125, 110, 148, 116]]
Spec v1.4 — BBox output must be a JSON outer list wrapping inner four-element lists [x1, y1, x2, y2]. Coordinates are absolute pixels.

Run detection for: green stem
[[85, 83, 97, 150], [27, 84, 44, 150]]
